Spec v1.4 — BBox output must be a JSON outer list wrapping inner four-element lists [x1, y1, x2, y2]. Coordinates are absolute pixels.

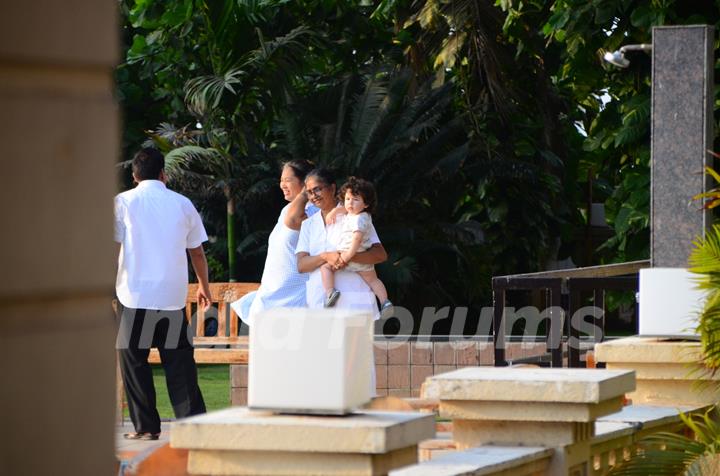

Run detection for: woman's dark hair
[[282, 160, 313, 182], [338, 176, 377, 214], [305, 167, 336, 187], [132, 147, 164, 180]]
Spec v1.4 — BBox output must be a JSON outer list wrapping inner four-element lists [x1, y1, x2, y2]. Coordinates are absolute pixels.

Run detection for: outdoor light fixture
[[603, 44, 652, 68]]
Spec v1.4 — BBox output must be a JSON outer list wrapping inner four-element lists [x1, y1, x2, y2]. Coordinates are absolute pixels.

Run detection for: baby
[[321, 177, 392, 312]]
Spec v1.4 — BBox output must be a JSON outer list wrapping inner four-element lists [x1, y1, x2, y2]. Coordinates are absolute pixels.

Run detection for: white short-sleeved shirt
[[114, 180, 208, 310], [296, 212, 380, 314], [337, 212, 374, 253]]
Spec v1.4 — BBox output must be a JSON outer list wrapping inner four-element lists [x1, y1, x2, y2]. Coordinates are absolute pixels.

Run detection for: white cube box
[[638, 268, 704, 336], [248, 307, 374, 414]]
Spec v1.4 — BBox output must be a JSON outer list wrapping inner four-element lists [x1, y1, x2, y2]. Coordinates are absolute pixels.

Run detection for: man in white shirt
[[115, 147, 212, 440]]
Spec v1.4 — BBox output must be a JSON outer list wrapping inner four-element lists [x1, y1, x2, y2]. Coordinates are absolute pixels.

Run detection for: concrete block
[[595, 337, 719, 406], [627, 379, 719, 406], [423, 367, 635, 403], [594, 337, 703, 363], [453, 419, 593, 448], [439, 397, 623, 423], [171, 408, 436, 453], [188, 445, 418, 475], [248, 307, 373, 413], [638, 268, 703, 335]]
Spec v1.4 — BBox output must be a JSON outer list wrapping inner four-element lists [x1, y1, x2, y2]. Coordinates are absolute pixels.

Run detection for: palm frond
[[609, 432, 708, 475], [164, 145, 226, 182], [247, 26, 322, 98], [347, 71, 391, 170], [185, 67, 245, 116], [690, 225, 720, 370]]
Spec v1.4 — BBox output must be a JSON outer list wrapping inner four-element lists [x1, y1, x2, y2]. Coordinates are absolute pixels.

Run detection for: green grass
[[125, 365, 230, 420]]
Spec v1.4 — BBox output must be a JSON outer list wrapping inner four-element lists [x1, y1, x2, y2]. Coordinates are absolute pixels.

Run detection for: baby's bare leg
[[357, 269, 388, 302], [321, 263, 336, 294]]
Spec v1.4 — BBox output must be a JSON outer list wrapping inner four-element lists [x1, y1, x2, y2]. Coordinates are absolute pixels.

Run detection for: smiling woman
[[295, 169, 388, 314], [237, 160, 316, 324]]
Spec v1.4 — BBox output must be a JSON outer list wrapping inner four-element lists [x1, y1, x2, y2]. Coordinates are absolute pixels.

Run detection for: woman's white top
[[245, 204, 310, 323], [296, 211, 380, 316]]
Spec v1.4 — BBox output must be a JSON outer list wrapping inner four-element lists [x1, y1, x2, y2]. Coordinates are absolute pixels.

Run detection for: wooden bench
[[144, 282, 259, 364]]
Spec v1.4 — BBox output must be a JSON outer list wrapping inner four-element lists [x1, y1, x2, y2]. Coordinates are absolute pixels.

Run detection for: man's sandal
[[123, 432, 160, 441]]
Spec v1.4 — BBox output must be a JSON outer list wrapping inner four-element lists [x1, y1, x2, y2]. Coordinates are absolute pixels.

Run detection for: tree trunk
[[226, 191, 237, 282]]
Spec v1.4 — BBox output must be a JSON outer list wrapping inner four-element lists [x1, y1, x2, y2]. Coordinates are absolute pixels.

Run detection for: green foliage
[[498, 0, 720, 265], [395, 0, 581, 273], [690, 224, 720, 374], [609, 407, 720, 475]]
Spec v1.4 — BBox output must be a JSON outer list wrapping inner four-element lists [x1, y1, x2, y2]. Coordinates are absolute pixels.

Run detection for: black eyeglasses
[[306, 185, 326, 197]]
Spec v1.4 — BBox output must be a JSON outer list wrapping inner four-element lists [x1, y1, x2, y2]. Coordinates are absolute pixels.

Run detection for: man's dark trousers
[[117, 306, 206, 434]]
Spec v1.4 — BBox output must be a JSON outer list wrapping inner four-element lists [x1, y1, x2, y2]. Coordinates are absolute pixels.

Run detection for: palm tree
[[157, 1, 322, 281]]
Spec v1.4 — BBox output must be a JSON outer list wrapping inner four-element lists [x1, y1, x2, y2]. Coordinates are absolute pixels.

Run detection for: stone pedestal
[[422, 367, 635, 475], [594, 337, 720, 406], [651, 25, 714, 267], [171, 407, 435, 475]]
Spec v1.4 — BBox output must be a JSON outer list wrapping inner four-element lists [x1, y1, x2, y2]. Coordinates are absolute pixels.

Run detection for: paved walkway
[[116, 422, 171, 459]]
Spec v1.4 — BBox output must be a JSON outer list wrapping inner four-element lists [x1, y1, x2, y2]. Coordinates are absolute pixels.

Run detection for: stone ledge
[[171, 407, 435, 454], [594, 337, 704, 364], [390, 446, 552, 476], [439, 396, 624, 422], [188, 446, 418, 476], [422, 367, 635, 403]]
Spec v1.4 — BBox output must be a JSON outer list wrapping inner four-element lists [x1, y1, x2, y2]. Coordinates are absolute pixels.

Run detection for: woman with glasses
[[296, 168, 388, 311], [296, 168, 388, 394], [234, 160, 316, 325]]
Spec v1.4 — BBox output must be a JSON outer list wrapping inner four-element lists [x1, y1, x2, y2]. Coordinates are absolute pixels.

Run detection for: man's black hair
[[132, 148, 165, 181]]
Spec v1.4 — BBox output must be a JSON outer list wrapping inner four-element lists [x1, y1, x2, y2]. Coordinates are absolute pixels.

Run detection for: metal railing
[[492, 260, 650, 367]]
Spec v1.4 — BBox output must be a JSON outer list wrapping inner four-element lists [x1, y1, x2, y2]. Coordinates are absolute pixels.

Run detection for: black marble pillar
[[651, 25, 714, 267]]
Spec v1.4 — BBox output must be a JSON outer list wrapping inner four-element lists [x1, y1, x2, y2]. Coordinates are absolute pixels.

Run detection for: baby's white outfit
[[337, 212, 375, 272]]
